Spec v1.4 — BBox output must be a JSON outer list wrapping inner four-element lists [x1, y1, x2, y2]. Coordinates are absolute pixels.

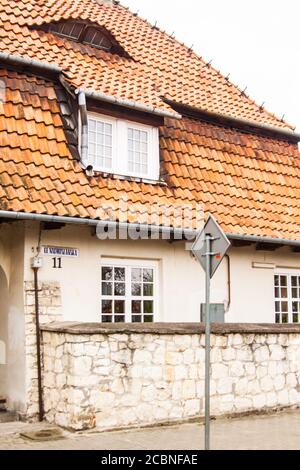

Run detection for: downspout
[[225, 254, 231, 312], [78, 91, 88, 164], [32, 265, 43, 422]]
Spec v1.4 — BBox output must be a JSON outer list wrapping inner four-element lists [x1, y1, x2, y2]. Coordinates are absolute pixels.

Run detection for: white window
[[100, 259, 158, 323], [274, 273, 300, 324], [83, 112, 159, 180]]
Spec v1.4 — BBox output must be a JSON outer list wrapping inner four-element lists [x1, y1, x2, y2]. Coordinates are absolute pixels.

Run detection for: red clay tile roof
[[0, 0, 294, 129], [0, 0, 300, 241]]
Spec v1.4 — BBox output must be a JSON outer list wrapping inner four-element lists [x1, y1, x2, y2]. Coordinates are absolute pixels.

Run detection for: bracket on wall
[[41, 222, 66, 231]]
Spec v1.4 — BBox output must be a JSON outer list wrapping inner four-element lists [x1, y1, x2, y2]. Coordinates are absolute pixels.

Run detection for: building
[[0, 0, 300, 423]]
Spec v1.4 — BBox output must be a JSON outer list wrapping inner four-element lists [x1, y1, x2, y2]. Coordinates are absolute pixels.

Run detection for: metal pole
[[205, 234, 212, 450], [33, 267, 44, 422]]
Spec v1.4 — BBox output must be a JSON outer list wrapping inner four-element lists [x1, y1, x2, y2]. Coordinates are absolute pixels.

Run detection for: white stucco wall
[[0, 222, 26, 411], [23, 222, 300, 324]]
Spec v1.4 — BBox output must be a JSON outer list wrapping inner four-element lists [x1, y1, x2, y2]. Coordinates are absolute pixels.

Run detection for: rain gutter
[[76, 88, 182, 120], [1, 211, 300, 247], [164, 99, 300, 142]]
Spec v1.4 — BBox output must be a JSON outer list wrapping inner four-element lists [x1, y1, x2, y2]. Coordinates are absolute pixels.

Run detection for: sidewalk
[[0, 410, 300, 450]]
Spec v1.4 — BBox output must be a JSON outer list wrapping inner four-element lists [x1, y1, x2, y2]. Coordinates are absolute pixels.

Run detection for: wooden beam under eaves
[[255, 242, 284, 252], [42, 222, 66, 231], [230, 239, 253, 248]]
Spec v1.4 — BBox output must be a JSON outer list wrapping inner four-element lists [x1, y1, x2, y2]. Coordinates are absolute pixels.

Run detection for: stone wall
[[41, 323, 300, 431], [24, 281, 62, 419]]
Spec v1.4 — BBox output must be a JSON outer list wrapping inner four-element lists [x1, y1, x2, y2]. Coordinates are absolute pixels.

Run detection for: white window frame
[[274, 269, 300, 324], [80, 112, 160, 181], [100, 258, 159, 323]]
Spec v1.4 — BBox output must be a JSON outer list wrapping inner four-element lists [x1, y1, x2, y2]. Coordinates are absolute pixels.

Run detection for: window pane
[[144, 315, 154, 323], [143, 268, 153, 282], [102, 315, 112, 323], [102, 282, 112, 295], [281, 301, 288, 313], [275, 314, 280, 324], [280, 276, 287, 286], [293, 314, 299, 323], [115, 300, 125, 314], [132, 301, 141, 313], [114, 283, 125, 296], [132, 283, 141, 296], [115, 315, 125, 323], [102, 300, 112, 314], [114, 267, 125, 281], [291, 276, 297, 287], [132, 315, 142, 323], [281, 288, 288, 298], [132, 268, 142, 282], [88, 118, 112, 170], [274, 275, 279, 286], [282, 314, 288, 323], [102, 267, 113, 281], [143, 284, 153, 296], [127, 127, 148, 175], [144, 301, 153, 314]]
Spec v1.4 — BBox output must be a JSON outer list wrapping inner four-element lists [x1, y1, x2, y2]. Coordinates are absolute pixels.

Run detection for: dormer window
[[48, 21, 113, 52], [33, 20, 128, 55], [82, 112, 160, 181]]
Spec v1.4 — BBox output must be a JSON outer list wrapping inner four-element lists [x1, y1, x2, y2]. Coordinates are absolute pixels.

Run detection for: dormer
[[31, 20, 128, 56]]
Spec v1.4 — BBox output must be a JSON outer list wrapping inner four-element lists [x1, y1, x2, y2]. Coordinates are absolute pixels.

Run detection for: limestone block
[[96, 411, 118, 429], [253, 394, 266, 408], [230, 362, 244, 377], [234, 397, 252, 410], [217, 377, 233, 395], [169, 406, 184, 419], [188, 364, 198, 379], [133, 350, 152, 365], [72, 356, 92, 376], [277, 389, 290, 406], [182, 380, 196, 400], [289, 389, 300, 405], [248, 380, 261, 395], [196, 380, 205, 398], [235, 377, 248, 396], [111, 378, 125, 395], [260, 376, 274, 393], [153, 346, 166, 365], [245, 363, 256, 376], [218, 394, 235, 413], [174, 335, 191, 351], [222, 348, 236, 362], [174, 365, 188, 380], [143, 366, 163, 381], [269, 344, 285, 361], [166, 351, 183, 365], [286, 373, 297, 388], [254, 346, 269, 362], [211, 363, 228, 379], [274, 375, 285, 391], [215, 335, 228, 347], [266, 392, 278, 408], [142, 384, 157, 402], [135, 403, 154, 422], [183, 399, 200, 417], [111, 350, 132, 365], [172, 381, 183, 401], [210, 348, 222, 363], [232, 334, 243, 346], [183, 349, 194, 365]]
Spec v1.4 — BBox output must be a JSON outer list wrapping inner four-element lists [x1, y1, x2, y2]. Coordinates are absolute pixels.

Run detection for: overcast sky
[[122, 0, 300, 130]]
